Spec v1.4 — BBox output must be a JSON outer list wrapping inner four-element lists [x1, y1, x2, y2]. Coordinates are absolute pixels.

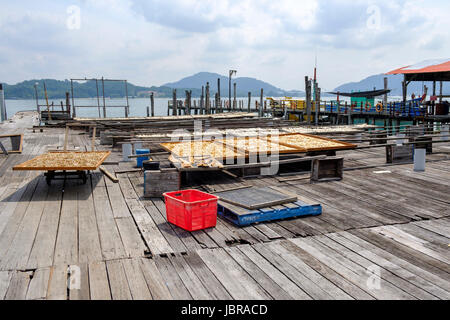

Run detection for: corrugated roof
[[386, 59, 450, 75]]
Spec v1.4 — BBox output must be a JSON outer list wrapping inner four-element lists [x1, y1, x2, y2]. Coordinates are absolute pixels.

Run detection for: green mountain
[[1, 74, 304, 99], [163, 72, 304, 97], [1, 79, 178, 100]]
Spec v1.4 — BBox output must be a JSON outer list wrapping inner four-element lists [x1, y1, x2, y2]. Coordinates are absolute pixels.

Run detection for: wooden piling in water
[[150, 92, 155, 117], [172, 89, 177, 116], [206, 82, 210, 114]]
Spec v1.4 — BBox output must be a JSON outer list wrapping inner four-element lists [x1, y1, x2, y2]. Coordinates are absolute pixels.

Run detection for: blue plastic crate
[[218, 200, 322, 227]]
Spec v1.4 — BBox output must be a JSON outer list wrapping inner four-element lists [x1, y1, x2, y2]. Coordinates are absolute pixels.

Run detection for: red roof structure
[[386, 59, 450, 81]]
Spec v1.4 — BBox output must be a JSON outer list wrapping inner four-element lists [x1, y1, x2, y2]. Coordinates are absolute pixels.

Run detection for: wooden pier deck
[[0, 112, 449, 300]]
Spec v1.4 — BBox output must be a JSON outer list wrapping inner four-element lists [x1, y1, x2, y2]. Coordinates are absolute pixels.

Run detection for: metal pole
[[229, 70, 236, 111]]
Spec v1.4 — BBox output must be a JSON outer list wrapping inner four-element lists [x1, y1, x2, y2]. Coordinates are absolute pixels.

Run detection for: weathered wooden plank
[[197, 248, 272, 300], [278, 241, 374, 300], [340, 231, 450, 293], [91, 175, 127, 260], [0, 178, 49, 270], [26, 185, 62, 269], [122, 258, 152, 300], [351, 229, 450, 283], [139, 258, 173, 300], [225, 246, 292, 300], [115, 217, 148, 258], [289, 238, 414, 300], [106, 260, 132, 300], [26, 268, 51, 300], [153, 256, 192, 300], [69, 263, 90, 300], [252, 242, 334, 300], [182, 252, 232, 300], [46, 265, 68, 300], [168, 254, 212, 300], [373, 226, 450, 265], [53, 181, 78, 266], [269, 241, 354, 300], [237, 244, 311, 300], [0, 271, 13, 300], [328, 232, 450, 300], [314, 234, 437, 300], [88, 261, 111, 300], [4, 271, 32, 300], [77, 177, 103, 264], [413, 220, 450, 238]]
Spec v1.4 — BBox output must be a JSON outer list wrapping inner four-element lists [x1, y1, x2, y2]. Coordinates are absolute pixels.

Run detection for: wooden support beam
[[99, 166, 119, 183]]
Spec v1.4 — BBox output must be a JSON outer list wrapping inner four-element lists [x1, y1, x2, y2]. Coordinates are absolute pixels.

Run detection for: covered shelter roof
[[328, 89, 390, 98], [386, 59, 450, 81]]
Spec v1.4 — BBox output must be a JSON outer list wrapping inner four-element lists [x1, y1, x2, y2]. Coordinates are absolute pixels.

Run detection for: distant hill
[[1, 74, 304, 99], [163, 72, 304, 97], [334, 74, 449, 96], [1, 79, 162, 100]]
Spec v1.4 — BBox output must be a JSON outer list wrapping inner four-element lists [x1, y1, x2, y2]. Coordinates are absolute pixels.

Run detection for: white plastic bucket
[[414, 148, 426, 172], [122, 143, 132, 162]]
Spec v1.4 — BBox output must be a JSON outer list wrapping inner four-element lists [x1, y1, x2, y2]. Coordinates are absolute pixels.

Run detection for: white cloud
[[0, 0, 449, 91]]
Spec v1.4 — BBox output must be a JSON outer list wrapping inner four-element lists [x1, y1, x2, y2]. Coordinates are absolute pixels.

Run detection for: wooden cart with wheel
[[12, 151, 111, 185]]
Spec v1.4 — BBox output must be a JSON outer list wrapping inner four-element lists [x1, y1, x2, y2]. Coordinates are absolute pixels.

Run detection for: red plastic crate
[[163, 189, 218, 231]]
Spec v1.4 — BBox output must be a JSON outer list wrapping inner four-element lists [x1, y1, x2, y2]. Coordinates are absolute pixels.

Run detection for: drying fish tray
[[12, 151, 111, 171], [269, 133, 357, 152]]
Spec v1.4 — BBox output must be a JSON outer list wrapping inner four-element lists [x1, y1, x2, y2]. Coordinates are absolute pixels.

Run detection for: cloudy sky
[[0, 0, 448, 90]]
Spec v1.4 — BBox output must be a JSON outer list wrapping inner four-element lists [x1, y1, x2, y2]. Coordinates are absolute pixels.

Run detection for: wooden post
[[200, 86, 204, 114], [439, 81, 443, 103], [91, 126, 96, 151], [432, 80, 436, 115], [64, 125, 69, 151], [146, 106, 150, 117], [65, 92, 70, 114], [150, 92, 155, 117], [260, 88, 263, 117], [0, 83, 5, 122], [172, 89, 177, 116], [248, 92, 251, 113], [206, 82, 210, 114], [194, 100, 198, 115], [217, 78, 221, 112], [124, 80, 130, 118], [188, 90, 192, 115], [315, 85, 320, 125], [305, 76, 311, 125]]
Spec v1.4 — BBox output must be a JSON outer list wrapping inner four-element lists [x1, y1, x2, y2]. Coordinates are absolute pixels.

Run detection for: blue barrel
[[136, 149, 150, 168]]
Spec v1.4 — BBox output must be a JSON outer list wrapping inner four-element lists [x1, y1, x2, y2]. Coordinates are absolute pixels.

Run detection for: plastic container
[[414, 148, 426, 172], [136, 149, 150, 168], [122, 143, 132, 162], [143, 161, 160, 170], [163, 190, 218, 231]]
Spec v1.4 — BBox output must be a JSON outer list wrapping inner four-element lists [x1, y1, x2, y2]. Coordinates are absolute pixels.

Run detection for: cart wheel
[[81, 172, 87, 185]]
